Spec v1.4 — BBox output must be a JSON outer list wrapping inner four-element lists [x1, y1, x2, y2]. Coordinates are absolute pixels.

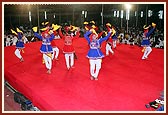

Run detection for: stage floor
[[3, 38, 165, 111]]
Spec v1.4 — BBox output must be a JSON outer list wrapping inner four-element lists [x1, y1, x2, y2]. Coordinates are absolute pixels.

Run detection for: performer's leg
[[54, 47, 59, 59], [89, 59, 96, 79], [14, 48, 23, 61], [48, 56, 52, 70], [51, 48, 55, 60], [65, 54, 70, 70], [145, 46, 152, 58], [47, 55, 52, 74], [43, 54, 52, 74], [70, 53, 74, 68], [94, 59, 102, 80], [142, 47, 148, 59], [109, 45, 114, 54], [113, 40, 117, 48], [106, 43, 110, 56]]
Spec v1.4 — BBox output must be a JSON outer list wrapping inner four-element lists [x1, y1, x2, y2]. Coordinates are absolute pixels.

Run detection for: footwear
[[71, 66, 75, 68], [20, 58, 24, 62], [95, 78, 98, 80], [67, 67, 70, 70], [90, 76, 94, 80], [142, 56, 148, 60], [47, 69, 51, 74], [142, 57, 146, 60], [152, 22, 156, 27], [55, 58, 59, 60]]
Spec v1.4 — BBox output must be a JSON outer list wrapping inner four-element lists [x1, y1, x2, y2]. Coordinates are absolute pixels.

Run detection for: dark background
[[4, 3, 164, 33]]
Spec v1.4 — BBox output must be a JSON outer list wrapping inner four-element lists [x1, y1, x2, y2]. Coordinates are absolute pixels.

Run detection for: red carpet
[[4, 38, 164, 111]]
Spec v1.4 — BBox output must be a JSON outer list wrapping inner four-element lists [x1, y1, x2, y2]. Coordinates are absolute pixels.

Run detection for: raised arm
[[99, 31, 112, 44], [97, 31, 104, 39], [84, 30, 91, 44], [73, 31, 80, 39], [49, 32, 55, 41], [17, 32, 23, 40], [34, 32, 43, 40], [58, 28, 64, 39], [146, 28, 155, 37]]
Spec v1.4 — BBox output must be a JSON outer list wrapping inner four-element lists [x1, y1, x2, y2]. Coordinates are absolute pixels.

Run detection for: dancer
[[105, 23, 114, 56], [111, 26, 118, 48], [11, 28, 25, 62], [84, 21, 104, 39], [58, 26, 80, 70], [84, 28, 112, 80], [105, 38, 114, 56], [51, 24, 61, 60], [141, 22, 156, 60], [69, 25, 79, 59], [32, 26, 55, 74]]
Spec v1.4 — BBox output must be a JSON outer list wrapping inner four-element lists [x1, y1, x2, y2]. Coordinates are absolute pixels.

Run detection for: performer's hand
[[148, 25, 151, 28], [109, 29, 112, 33], [32, 27, 38, 32], [152, 23, 156, 28], [48, 30, 53, 34], [90, 28, 94, 33]]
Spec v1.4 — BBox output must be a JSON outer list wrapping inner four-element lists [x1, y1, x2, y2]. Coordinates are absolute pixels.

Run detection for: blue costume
[[16, 32, 24, 49], [112, 32, 118, 40], [141, 28, 155, 46], [84, 31, 111, 59], [141, 23, 156, 60], [34, 32, 55, 54]]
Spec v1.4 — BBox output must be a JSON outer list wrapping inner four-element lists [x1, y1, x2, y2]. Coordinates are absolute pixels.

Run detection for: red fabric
[[41, 29, 50, 38], [106, 26, 111, 32], [63, 44, 75, 53], [59, 29, 80, 53], [51, 40, 57, 47], [4, 39, 164, 111], [53, 30, 58, 36]]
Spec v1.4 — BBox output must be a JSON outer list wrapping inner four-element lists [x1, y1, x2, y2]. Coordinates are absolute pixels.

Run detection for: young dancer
[[105, 38, 114, 56], [84, 28, 112, 80], [58, 26, 80, 70], [11, 28, 25, 62], [32, 26, 55, 74], [105, 23, 114, 56], [51, 24, 61, 60], [141, 23, 156, 60]]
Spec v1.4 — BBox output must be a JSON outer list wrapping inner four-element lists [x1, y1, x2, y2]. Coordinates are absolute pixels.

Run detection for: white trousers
[[52, 47, 59, 60], [14, 49, 22, 59], [106, 43, 114, 56], [89, 59, 102, 78], [142, 46, 152, 59], [43, 54, 52, 70], [65, 53, 74, 69], [113, 40, 117, 48], [6, 41, 10, 46]]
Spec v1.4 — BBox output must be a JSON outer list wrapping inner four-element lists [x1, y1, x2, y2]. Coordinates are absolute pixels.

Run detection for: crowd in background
[[4, 24, 164, 49]]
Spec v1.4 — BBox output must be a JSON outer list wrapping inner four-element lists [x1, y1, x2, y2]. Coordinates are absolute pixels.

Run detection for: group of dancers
[[10, 20, 156, 80]]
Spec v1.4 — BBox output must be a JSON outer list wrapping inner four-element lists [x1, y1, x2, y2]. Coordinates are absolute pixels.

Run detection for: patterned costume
[[141, 23, 156, 59], [84, 29, 112, 80], [105, 37, 114, 56], [105, 23, 115, 56], [106, 23, 118, 48], [11, 28, 25, 62], [33, 25, 55, 74], [34, 32, 55, 54], [51, 24, 61, 60], [59, 27, 80, 70]]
